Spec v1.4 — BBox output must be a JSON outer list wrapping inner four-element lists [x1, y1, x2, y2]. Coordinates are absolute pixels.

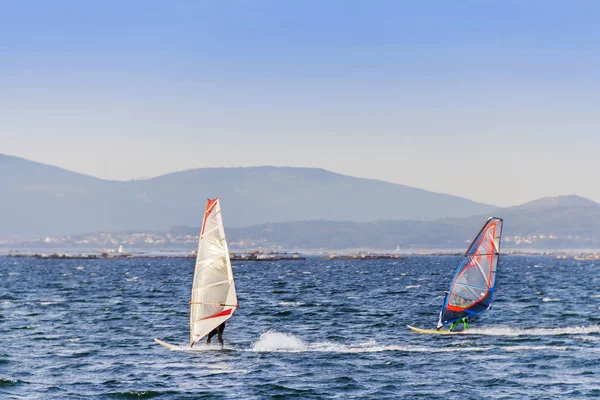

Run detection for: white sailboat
[[155, 198, 238, 349]]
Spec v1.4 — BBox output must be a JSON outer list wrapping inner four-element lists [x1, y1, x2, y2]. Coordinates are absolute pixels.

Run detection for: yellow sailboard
[[407, 325, 464, 335]]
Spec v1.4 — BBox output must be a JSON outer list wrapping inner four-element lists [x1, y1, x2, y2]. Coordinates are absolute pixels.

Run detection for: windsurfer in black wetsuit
[[206, 322, 226, 346]]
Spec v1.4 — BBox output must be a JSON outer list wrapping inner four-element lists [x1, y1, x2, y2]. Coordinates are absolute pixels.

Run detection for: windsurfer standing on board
[[206, 322, 226, 346]]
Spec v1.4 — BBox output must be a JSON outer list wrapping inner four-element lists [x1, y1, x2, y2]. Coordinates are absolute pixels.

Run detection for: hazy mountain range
[[2, 154, 600, 251], [221, 195, 600, 250], [0, 153, 494, 236]]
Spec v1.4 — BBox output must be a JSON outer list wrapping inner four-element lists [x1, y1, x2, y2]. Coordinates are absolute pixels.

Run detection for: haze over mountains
[[0, 154, 494, 236], [2, 154, 600, 250], [222, 195, 600, 250]]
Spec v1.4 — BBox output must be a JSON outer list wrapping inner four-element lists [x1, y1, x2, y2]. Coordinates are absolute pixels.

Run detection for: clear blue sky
[[2, 1, 600, 206]]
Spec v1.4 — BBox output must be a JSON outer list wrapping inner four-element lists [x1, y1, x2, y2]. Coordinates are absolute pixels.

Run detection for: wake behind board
[[154, 338, 185, 350], [407, 325, 464, 335]]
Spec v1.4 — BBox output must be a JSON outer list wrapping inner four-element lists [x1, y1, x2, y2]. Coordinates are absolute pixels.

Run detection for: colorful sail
[[190, 198, 238, 346], [437, 217, 503, 328]]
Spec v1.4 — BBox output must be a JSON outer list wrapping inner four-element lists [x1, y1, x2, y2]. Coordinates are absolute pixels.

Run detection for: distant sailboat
[[408, 217, 503, 334], [155, 198, 238, 349]]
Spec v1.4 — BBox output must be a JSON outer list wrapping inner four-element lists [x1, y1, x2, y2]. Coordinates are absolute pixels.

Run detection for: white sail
[[189, 198, 238, 346]]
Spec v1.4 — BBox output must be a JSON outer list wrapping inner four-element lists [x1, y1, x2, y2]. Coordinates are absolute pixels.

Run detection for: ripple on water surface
[[1, 256, 599, 399]]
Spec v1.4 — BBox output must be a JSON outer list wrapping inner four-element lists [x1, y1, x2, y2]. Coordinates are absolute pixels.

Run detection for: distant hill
[[219, 195, 600, 250], [0, 154, 180, 236], [491, 195, 600, 237], [0, 154, 495, 236]]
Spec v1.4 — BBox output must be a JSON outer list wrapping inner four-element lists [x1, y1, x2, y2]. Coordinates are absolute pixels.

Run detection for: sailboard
[[154, 338, 181, 350], [154, 198, 238, 349], [407, 325, 463, 335], [409, 217, 503, 334]]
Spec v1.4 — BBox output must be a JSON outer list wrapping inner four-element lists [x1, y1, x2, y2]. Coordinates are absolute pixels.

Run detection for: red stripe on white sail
[[200, 308, 233, 320]]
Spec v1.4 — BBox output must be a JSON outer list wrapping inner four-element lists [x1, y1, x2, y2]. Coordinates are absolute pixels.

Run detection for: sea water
[[0, 255, 599, 399]]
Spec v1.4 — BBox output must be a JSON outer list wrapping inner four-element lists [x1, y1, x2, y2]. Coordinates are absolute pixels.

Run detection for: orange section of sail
[[200, 198, 219, 236]]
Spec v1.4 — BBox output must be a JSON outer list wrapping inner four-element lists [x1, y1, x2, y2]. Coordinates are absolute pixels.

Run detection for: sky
[[2, 0, 600, 207]]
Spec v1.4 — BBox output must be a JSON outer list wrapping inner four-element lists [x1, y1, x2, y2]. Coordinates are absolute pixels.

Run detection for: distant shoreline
[[1, 250, 599, 261]]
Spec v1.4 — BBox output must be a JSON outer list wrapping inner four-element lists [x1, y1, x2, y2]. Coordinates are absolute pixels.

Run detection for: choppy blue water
[[1, 255, 599, 399]]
